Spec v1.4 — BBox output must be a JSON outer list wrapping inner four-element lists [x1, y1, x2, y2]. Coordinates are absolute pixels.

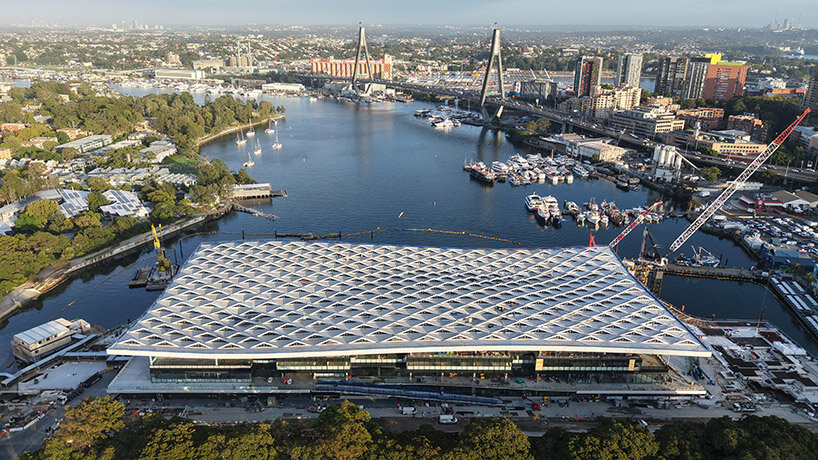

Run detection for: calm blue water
[[0, 89, 815, 366]]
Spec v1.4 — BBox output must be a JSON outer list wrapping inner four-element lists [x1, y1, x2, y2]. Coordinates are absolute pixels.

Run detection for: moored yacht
[[525, 194, 544, 212]]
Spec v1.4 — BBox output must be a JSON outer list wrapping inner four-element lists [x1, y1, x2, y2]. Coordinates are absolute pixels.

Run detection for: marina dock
[[769, 277, 818, 339]]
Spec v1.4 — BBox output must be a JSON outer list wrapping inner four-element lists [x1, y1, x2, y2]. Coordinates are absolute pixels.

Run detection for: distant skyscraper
[[804, 73, 818, 111], [654, 57, 688, 96], [615, 53, 643, 88], [573, 56, 603, 97], [681, 57, 711, 99]]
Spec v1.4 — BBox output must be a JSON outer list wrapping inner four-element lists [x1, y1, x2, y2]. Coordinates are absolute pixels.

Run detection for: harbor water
[[0, 89, 816, 366]]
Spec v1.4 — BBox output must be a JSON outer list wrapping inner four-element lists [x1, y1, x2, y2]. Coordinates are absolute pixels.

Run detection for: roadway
[[681, 151, 818, 183]]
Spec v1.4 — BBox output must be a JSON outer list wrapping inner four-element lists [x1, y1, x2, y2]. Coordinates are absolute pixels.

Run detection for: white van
[[401, 406, 417, 416], [438, 414, 458, 424]]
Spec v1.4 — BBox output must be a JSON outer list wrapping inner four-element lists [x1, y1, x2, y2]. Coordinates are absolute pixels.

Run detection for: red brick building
[[703, 63, 747, 100]]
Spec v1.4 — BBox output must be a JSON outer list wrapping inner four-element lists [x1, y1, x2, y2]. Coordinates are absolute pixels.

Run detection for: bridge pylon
[[479, 27, 505, 124], [351, 23, 374, 96]]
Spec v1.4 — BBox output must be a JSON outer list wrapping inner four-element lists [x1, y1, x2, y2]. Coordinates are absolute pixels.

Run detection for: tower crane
[[608, 201, 663, 250], [666, 108, 811, 256]]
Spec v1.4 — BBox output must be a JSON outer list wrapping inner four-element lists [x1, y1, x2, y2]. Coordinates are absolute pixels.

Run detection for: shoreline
[[196, 114, 285, 148], [0, 203, 234, 322]]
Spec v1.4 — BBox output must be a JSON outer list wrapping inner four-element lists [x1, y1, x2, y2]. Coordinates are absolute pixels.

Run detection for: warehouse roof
[[108, 241, 710, 359]]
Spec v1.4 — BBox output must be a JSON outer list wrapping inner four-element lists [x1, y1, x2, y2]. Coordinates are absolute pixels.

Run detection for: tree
[[234, 168, 256, 185], [311, 401, 373, 460], [87, 177, 112, 193], [52, 396, 124, 451], [460, 417, 532, 460], [87, 191, 111, 212], [701, 166, 721, 182], [73, 212, 103, 229], [15, 200, 61, 233], [140, 423, 196, 460], [568, 419, 658, 460]]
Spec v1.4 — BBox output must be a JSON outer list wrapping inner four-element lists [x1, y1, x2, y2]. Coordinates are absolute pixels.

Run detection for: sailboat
[[246, 127, 255, 137], [264, 119, 274, 134], [271, 123, 282, 150], [253, 138, 262, 156], [243, 152, 255, 168], [236, 131, 247, 146]]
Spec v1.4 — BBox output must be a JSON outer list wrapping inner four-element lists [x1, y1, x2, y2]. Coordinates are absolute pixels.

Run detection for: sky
[[1, 0, 816, 28]]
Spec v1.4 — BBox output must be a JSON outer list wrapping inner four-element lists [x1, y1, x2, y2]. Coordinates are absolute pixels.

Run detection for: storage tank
[[658, 147, 668, 167], [674, 153, 683, 170], [652, 145, 662, 164]]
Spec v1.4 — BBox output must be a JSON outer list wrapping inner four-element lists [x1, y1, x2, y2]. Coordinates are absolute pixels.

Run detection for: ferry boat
[[525, 194, 544, 212]]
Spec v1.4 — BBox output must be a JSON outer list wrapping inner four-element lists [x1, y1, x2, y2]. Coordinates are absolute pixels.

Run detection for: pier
[[662, 264, 766, 283], [230, 202, 278, 221]]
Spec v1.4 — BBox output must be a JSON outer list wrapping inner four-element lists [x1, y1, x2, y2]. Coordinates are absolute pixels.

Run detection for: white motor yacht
[[525, 194, 544, 212]]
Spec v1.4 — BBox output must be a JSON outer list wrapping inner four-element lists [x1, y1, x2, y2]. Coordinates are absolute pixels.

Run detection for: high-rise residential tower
[[573, 56, 603, 97], [654, 57, 688, 96], [804, 72, 818, 110], [616, 53, 643, 88]]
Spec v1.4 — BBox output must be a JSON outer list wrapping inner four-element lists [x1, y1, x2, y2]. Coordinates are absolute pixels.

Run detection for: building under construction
[[107, 241, 709, 399]]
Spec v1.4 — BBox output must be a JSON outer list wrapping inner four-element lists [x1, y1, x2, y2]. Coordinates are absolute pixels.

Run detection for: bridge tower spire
[[480, 26, 505, 123], [351, 22, 374, 95]]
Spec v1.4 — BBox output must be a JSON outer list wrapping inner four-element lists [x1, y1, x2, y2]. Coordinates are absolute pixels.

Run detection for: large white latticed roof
[[109, 241, 709, 359]]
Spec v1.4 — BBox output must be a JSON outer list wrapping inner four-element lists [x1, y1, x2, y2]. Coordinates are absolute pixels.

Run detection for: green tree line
[[21, 398, 818, 460]]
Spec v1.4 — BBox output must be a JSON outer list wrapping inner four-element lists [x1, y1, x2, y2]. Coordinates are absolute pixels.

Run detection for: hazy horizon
[[2, 0, 816, 29]]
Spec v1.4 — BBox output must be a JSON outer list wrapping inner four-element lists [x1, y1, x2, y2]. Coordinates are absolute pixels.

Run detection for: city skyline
[[1, 0, 817, 28]]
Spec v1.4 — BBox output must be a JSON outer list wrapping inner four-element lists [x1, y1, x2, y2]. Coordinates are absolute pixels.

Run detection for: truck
[[438, 414, 458, 424]]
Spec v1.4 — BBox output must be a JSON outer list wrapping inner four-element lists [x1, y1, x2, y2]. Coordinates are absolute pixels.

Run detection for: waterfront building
[[761, 244, 816, 270], [610, 106, 684, 139], [727, 114, 768, 142], [153, 69, 206, 81], [55, 134, 113, 154], [654, 57, 688, 96], [615, 53, 643, 88], [106, 241, 709, 397], [805, 73, 818, 111], [702, 56, 748, 100], [573, 56, 603, 97], [12, 318, 91, 363], [229, 183, 273, 200], [311, 55, 393, 81], [675, 108, 725, 130]]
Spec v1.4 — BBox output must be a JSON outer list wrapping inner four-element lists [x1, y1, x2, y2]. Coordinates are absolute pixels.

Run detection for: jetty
[[663, 264, 766, 283], [230, 201, 278, 221]]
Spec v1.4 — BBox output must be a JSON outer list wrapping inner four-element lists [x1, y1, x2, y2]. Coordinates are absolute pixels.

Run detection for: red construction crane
[[608, 201, 663, 250]]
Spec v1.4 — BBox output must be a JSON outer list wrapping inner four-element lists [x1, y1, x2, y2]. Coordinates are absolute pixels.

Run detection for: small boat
[[236, 131, 247, 146], [271, 124, 282, 150], [253, 139, 262, 156], [243, 152, 255, 168], [508, 174, 521, 186], [576, 212, 586, 225], [536, 206, 550, 224], [433, 118, 454, 129], [692, 246, 719, 267], [525, 194, 544, 212], [600, 215, 609, 227], [586, 212, 600, 226]]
